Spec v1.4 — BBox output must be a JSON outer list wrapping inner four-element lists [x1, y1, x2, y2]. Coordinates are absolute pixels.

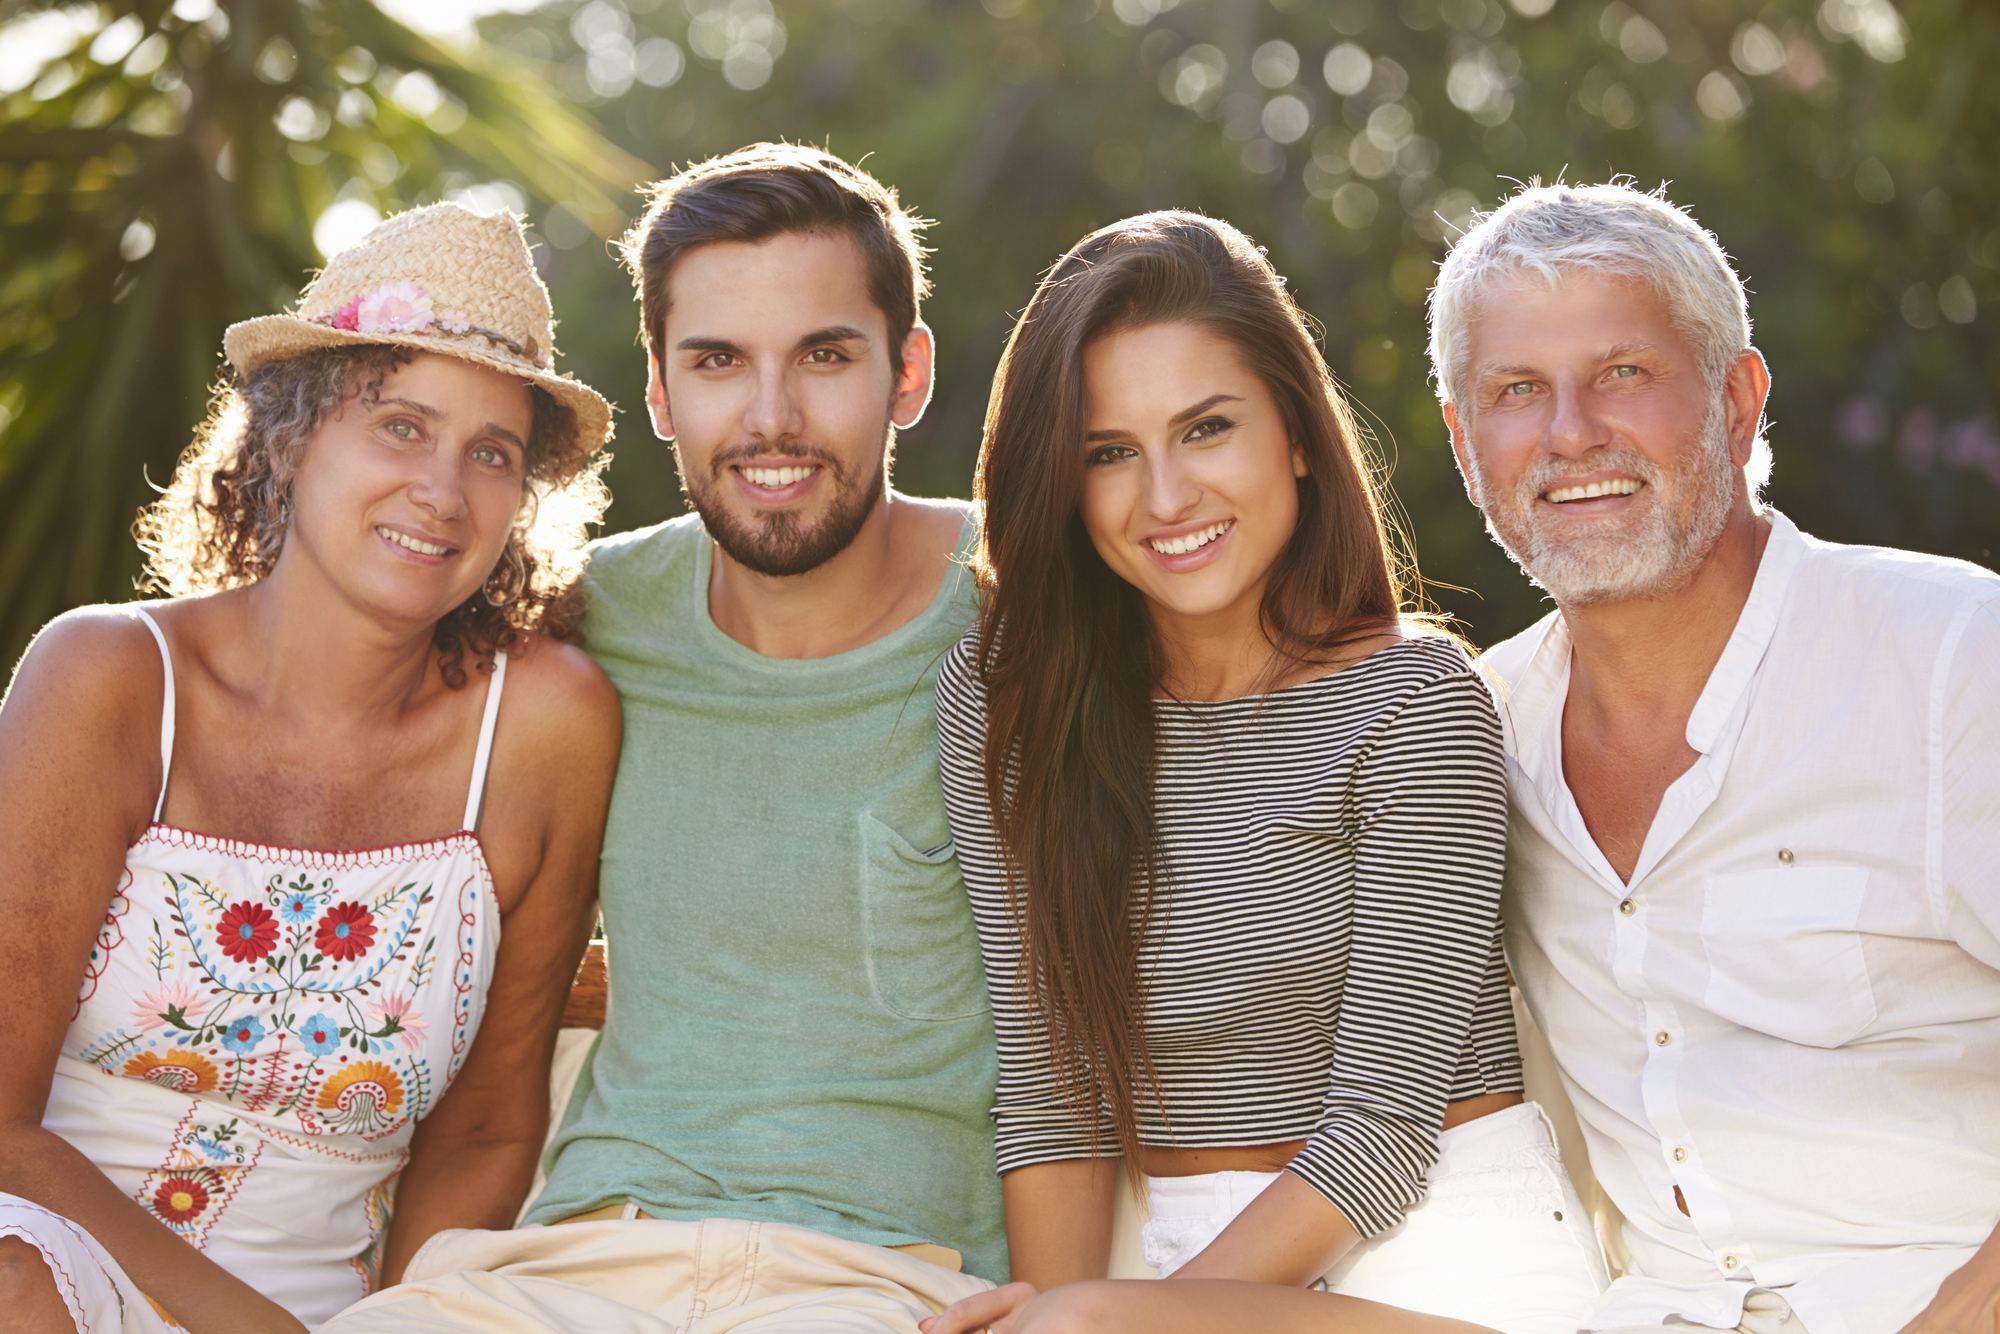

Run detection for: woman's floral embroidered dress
[[0, 611, 502, 1331]]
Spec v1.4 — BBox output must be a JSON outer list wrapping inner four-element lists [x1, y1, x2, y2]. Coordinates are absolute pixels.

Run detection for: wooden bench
[[561, 941, 607, 1029]]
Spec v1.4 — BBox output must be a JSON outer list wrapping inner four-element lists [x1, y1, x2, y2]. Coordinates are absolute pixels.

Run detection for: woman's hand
[[1165, 1171, 1358, 1287], [920, 1281, 1041, 1334]]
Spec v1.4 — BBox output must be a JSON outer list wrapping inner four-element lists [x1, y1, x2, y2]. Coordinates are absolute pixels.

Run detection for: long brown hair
[[971, 211, 1409, 1163]]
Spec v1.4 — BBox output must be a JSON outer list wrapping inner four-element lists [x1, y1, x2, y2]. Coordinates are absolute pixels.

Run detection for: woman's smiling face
[[1077, 320, 1306, 634], [284, 351, 532, 628]]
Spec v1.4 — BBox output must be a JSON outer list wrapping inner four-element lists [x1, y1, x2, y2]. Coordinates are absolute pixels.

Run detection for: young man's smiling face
[[647, 229, 933, 577], [1443, 269, 1758, 607]]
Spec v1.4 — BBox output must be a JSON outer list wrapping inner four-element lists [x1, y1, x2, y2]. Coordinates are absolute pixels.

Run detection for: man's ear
[[1442, 402, 1484, 507], [646, 352, 675, 441], [890, 324, 936, 431], [1721, 347, 1772, 469]]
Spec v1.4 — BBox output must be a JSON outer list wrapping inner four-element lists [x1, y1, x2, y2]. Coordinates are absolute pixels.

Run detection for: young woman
[[0, 204, 622, 1334], [925, 213, 1606, 1334]]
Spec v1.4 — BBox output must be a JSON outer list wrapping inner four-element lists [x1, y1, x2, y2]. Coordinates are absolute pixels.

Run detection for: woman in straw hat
[[0, 203, 621, 1333]]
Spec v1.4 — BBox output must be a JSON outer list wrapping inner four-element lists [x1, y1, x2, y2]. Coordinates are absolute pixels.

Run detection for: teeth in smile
[[1544, 478, 1643, 504], [740, 465, 818, 489], [1149, 521, 1231, 556], [379, 526, 450, 556]]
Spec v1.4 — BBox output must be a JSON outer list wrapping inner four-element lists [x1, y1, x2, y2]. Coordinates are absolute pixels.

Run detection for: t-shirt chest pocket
[[859, 814, 991, 1022], [1700, 865, 1876, 1047]]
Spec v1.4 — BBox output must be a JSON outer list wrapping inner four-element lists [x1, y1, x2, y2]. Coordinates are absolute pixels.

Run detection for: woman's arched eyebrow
[[1167, 393, 1244, 428], [1084, 393, 1246, 444], [379, 394, 444, 420], [378, 395, 524, 449]]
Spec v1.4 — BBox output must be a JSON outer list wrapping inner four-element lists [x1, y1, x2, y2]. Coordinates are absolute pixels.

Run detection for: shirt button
[[1619, 898, 1636, 915], [1673, 1146, 1688, 1161], [1655, 1031, 1673, 1046], [1778, 848, 1795, 865], [1722, 1254, 1741, 1270]]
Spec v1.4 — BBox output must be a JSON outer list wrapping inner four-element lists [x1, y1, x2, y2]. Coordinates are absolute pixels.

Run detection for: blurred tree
[[494, 0, 1998, 644], [2, 0, 1993, 661], [0, 0, 645, 665]]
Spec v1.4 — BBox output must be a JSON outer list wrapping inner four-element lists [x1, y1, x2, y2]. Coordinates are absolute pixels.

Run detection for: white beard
[[1472, 406, 1739, 608]]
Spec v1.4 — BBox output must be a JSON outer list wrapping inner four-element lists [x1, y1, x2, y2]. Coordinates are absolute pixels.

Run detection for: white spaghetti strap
[[130, 607, 175, 823], [462, 651, 508, 832]]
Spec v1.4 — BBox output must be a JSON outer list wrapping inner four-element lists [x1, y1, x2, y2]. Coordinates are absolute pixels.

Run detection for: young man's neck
[[706, 488, 967, 660], [1560, 502, 1772, 737]]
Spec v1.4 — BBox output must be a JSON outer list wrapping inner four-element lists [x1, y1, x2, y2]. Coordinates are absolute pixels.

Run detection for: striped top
[[935, 631, 1521, 1238]]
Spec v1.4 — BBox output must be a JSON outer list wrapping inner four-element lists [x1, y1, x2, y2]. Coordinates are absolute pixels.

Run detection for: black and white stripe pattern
[[936, 632, 1520, 1238]]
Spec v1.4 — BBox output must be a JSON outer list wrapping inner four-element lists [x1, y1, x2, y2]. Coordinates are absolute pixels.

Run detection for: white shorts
[[1141, 1102, 1609, 1334]]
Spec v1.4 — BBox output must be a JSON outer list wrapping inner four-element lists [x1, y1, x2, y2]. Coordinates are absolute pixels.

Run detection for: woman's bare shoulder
[[6, 603, 166, 713], [489, 634, 621, 751], [1, 605, 177, 836]]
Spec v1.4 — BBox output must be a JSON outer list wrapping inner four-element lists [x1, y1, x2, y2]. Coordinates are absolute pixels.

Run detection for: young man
[[321, 145, 1002, 1332], [1430, 182, 1999, 1334]]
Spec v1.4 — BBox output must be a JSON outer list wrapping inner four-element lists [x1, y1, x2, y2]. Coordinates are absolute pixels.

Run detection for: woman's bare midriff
[[1135, 1091, 1524, 1177]]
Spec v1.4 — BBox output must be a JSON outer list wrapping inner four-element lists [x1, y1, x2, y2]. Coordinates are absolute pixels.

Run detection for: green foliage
[[0, 0, 644, 665], [504, 0, 1999, 642], [2, 0, 1994, 663]]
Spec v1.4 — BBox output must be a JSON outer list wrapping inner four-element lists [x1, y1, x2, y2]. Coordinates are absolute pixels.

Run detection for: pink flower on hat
[[331, 296, 362, 331], [355, 280, 435, 335]]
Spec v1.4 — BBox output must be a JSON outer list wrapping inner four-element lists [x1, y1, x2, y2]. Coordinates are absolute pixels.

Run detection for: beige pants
[[314, 1217, 995, 1334], [1596, 1288, 1807, 1334]]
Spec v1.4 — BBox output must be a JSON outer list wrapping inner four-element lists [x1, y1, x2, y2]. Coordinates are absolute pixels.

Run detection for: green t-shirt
[[527, 511, 1007, 1283]]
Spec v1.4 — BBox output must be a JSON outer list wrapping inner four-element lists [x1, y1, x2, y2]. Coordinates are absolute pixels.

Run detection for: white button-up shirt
[[1486, 511, 2000, 1334]]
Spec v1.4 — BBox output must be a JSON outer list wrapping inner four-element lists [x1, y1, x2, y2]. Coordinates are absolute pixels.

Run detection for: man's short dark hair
[[621, 143, 932, 368]]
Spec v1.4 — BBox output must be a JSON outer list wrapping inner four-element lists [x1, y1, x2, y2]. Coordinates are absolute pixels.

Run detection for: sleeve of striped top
[[935, 630, 1112, 1170], [1282, 661, 1512, 1237]]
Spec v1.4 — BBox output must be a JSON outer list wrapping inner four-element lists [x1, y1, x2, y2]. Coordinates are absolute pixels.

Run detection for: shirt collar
[[1503, 508, 1808, 806], [1682, 508, 1806, 753]]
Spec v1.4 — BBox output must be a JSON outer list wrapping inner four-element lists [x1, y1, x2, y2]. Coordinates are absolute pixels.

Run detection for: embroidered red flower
[[153, 1175, 210, 1225], [216, 902, 279, 963], [315, 901, 377, 961]]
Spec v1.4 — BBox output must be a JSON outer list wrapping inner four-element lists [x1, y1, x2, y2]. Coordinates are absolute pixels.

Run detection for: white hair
[[1427, 180, 1770, 495]]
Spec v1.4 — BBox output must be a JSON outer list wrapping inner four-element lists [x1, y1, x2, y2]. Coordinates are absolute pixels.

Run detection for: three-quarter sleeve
[[1281, 667, 1511, 1236]]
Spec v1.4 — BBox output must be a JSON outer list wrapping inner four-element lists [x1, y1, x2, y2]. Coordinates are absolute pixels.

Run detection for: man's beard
[[1471, 405, 1738, 608], [679, 437, 888, 578]]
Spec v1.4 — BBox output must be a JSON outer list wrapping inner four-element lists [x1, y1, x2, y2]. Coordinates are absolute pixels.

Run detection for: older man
[[1430, 181, 1999, 1334]]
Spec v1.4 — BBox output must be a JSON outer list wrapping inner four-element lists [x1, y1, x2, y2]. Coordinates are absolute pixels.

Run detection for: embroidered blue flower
[[296, 1014, 342, 1056], [278, 891, 318, 925], [219, 1015, 266, 1053]]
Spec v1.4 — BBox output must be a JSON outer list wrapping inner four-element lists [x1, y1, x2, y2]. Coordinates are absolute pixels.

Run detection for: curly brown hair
[[135, 345, 610, 686]]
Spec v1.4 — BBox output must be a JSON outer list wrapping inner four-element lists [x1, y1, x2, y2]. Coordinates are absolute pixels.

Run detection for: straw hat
[[224, 203, 611, 456]]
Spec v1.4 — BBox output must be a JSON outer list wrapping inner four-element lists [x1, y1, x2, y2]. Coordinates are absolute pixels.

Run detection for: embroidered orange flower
[[315, 1061, 404, 1133], [314, 901, 377, 962], [152, 1175, 210, 1225], [122, 1051, 219, 1093], [216, 901, 278, 963]]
